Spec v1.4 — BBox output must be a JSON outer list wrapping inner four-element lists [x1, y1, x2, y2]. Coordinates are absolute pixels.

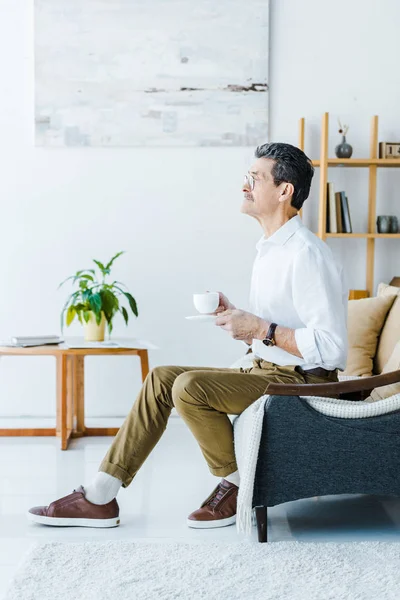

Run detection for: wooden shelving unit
[[326, 233, 400, 239], [298, 112, 400, 297], [312, 159, 400, 168]]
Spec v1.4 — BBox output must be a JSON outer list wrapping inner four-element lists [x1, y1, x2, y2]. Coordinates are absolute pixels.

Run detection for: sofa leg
[[255, 505, 268, 543]]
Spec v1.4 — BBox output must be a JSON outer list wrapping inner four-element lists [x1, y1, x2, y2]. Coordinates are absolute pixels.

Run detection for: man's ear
[[278, 183, 294, 204]]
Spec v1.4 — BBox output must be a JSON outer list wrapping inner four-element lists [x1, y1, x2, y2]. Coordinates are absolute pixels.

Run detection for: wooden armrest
[[265, 369, 400, 400]]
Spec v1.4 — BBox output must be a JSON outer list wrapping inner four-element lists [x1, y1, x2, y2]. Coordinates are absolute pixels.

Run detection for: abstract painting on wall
[[34, 0, 269, 147]]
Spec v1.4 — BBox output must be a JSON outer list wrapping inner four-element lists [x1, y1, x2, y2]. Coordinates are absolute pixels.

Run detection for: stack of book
[[5, 335, 63, 347], [326, 182, 353, 233]]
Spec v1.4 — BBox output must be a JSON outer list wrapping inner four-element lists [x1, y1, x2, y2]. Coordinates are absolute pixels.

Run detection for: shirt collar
[[256, 215, 304, 250]]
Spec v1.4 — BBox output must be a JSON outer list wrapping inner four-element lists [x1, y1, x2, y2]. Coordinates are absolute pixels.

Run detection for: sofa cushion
[[377, 282, 400, 297], [374, 283, 400, 373], [368, 341, 400, 401], [342, 294, 396, 377]]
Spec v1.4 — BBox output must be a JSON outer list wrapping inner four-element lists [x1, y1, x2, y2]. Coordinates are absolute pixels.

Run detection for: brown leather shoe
[[27, 485, 120, 528], [187, 479, 238, 529]]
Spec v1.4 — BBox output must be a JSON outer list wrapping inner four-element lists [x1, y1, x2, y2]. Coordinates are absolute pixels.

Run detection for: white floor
[[1, 416, 400, 598]]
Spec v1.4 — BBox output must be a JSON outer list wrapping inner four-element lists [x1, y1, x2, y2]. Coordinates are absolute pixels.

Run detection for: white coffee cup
[[193, 292, 219, 314]]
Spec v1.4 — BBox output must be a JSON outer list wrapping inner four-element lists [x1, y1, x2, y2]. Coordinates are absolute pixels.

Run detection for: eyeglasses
[[243, 174, 255, 191]]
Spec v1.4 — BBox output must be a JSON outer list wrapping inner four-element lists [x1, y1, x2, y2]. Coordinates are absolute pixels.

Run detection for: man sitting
[[28, 142, 348, 529]]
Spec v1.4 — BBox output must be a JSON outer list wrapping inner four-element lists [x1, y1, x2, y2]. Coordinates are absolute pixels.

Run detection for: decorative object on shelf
[[378, 142, 400, 159], [389, 216, 399, 233], [335, 119, 353, 158], [59, 251, 138, 342], [377, 216, 391, 234]]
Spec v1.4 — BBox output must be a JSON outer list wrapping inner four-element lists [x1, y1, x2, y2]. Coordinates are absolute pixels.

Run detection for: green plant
[[59, 251, 138, 335]]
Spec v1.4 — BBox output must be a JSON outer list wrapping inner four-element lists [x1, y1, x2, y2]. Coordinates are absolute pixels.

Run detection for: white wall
[[1, 0, 400, 419]]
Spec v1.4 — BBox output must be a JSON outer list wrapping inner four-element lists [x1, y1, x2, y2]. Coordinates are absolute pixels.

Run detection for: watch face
[[262, 339, 272, 346]]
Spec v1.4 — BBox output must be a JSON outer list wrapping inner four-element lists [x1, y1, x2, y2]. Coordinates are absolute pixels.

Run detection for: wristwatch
[[262, 322, 278, 347]]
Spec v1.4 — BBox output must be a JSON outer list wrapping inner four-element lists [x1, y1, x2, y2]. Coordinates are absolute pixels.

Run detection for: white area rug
[[5, 539, 400, 600]]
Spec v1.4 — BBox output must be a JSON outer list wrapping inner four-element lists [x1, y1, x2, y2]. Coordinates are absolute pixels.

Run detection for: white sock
[[223, 470, 240, 487], [84, 471, 122, 505]]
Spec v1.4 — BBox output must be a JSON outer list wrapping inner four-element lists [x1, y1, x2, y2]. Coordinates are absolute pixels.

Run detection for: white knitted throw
[[233, 376, 400, 537]]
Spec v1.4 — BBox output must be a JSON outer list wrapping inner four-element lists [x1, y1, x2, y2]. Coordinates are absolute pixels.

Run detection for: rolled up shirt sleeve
[[292, 244, 348, 370]]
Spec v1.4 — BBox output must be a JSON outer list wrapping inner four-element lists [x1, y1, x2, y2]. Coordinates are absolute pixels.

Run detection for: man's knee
[[172, 371, 205, 410]]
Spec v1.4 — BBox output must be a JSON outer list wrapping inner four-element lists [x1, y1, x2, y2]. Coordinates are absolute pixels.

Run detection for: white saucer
[[185, 314, 217, 322]]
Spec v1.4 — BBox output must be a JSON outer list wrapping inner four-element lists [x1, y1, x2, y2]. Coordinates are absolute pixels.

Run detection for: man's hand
[[215, 309, 268, 343], [216, 308, 304, 358], [208, 291, 236, 314]]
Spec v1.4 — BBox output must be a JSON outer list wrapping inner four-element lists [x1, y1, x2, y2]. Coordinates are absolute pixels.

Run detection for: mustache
[[244, 193, 253, 201]]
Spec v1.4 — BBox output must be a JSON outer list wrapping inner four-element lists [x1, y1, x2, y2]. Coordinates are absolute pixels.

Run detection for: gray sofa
[[252, 393, 400, 542]]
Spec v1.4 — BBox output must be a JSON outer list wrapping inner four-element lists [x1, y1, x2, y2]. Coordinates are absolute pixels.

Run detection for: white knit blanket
[[232, 371, 400, 537]]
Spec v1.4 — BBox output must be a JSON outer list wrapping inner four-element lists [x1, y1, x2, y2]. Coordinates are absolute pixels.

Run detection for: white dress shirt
[[248, 215, 348, 371]]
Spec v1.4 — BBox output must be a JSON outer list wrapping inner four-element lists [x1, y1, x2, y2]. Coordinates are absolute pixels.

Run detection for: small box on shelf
[[378, 142, 400, 159]]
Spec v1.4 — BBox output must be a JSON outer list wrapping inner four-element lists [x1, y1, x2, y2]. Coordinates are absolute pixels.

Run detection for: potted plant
[[59, 251, 138, 341]]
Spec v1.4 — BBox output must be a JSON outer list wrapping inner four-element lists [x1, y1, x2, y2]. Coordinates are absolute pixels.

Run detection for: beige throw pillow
[[342, 295, 396, 377], [377, 282, 400, 298], [368, 341, 400, 401], [374, 283, 400, 373]]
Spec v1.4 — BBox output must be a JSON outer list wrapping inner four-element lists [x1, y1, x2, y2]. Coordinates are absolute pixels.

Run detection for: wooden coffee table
[[0, 339, 154, 450]]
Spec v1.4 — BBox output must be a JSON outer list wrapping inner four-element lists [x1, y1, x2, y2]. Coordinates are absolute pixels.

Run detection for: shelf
[[299, 113, 399, 297], [325, 233, 400, 238], [311, 158, 400, 168]]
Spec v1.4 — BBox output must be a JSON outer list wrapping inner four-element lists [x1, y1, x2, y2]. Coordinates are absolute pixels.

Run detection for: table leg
[[139, 349, 149, 382], [56, 355, 69, 450], [66, 356, 74, 434], [73, 356, 85, 435], [56, 356, 61, 438]]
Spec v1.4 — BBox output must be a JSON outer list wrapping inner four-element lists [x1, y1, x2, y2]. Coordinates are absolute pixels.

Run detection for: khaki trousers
[[99, 358, 338, 487]]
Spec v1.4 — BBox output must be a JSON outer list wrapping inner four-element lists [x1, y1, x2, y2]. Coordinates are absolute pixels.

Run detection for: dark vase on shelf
[[389, 216, 399, 233], [335, 136, 353, 159], [377, 216, 390, 234]]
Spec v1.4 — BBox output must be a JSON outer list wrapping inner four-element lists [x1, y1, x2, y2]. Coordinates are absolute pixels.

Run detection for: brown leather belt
[[296, 366, 336, 378]]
